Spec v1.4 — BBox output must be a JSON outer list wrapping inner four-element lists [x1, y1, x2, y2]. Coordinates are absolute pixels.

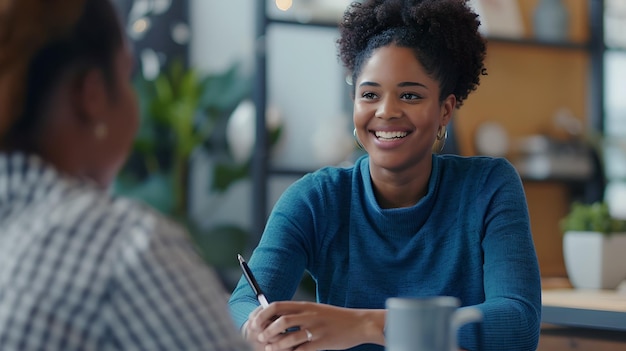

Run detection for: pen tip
[[237, 254, 243, 262]]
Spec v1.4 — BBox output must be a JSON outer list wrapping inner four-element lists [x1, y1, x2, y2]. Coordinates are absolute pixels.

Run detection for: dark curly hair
[[337, 0, 486, 107]]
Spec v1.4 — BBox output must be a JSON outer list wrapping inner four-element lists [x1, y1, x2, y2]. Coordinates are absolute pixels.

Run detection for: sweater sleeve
[[458, 158, 541, 351], [228, 173, 323, 329]]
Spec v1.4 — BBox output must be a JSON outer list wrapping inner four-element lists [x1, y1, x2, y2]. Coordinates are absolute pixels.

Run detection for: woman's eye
[[401, 93, 420, 100], [361, 92, 377, 99]]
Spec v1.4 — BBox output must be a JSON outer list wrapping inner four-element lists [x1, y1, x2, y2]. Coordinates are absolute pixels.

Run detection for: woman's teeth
[[375, 131, 408, 141]]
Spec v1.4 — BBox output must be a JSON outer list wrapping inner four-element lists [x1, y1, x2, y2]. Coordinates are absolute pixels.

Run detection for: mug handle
[[450, 307, 483, 351]]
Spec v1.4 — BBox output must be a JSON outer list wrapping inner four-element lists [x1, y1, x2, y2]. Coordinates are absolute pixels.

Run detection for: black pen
[[237, 254, 270, 308]]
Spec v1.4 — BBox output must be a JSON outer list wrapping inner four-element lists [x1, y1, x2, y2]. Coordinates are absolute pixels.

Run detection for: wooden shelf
[[539, 324, 626, 350], [486, 36, 589, 51], [267, 17, 339, 29], [543, 289, 626, 312], [606, 46, 626, 53], [266, 18, 591, 52], [542, 289, 626, 331]]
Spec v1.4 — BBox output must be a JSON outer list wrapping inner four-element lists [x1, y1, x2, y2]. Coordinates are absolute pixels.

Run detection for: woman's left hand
[[249, 301, 385, 351]]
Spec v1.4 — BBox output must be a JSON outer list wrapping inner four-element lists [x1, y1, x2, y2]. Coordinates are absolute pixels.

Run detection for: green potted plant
[[115, 59, 281, 269], [560, 201, 626, 289]]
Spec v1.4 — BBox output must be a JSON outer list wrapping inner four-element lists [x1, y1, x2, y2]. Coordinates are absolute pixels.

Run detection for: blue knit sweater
[[229, 154, 541, 351]]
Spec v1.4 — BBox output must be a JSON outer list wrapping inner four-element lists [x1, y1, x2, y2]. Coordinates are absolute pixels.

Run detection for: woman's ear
[[440, 94, 456, 126], [70, 68, 109, 126]]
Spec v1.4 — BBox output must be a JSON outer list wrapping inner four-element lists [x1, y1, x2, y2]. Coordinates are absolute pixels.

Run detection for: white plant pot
[[563, 231, 626, 289]]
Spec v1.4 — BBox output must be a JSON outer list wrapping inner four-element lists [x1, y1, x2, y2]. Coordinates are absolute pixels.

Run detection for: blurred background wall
[[116, 0, 626, 285]]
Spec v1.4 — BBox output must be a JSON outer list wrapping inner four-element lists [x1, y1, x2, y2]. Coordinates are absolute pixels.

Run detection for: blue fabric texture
[[229, 154, 541, 351]]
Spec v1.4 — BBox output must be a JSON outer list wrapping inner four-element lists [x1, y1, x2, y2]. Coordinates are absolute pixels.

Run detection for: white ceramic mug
[[385, 296, 482, 351]]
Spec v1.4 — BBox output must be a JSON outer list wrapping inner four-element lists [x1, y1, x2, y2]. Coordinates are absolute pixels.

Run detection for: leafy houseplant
[[560, 201, 626, 289], [115, 59, 276, 269], [560, 201, 626, 235]]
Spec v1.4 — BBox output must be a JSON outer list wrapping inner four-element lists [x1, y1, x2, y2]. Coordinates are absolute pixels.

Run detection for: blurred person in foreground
[[0, 0, 249, 349], [228, 0, 541, 350]]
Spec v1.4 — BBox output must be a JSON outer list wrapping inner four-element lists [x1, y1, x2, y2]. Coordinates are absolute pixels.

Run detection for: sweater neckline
[[359, 154, 440, 215]]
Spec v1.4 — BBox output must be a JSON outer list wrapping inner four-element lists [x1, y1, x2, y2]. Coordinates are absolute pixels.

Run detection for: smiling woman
[[353, 45, 454, 203], [228, 1, 541, 351]]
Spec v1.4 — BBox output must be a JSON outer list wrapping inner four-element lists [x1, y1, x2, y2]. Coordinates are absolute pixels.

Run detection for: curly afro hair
[[337, 0, 487, 107]]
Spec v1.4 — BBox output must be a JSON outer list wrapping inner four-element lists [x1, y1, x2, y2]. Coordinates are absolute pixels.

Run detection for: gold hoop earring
[[432, 126, 448, 153], [353, 128, 364, 150], [94, 123, 108, 140], [436, 126, 446, 140]]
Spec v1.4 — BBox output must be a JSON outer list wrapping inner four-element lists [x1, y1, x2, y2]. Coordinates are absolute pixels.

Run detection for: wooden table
[[538, 289, 626, 351]]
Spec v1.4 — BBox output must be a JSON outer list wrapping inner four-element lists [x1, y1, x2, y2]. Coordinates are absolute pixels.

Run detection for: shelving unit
[[251, 0, 607, 241], [589, 0, 605, 133], [490, 38, 588, 51], [265, 17, 339, 29], [251, 3, 349, 241]]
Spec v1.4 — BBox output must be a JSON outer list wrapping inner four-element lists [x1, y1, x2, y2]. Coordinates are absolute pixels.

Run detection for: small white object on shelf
[[226, 99, 282, 164], [311, 114, 354, 166], [474, 121, 509, 157], [468, 0, 524, 38], [269, 0, 352, 24], [533, 0, 569, 42], [563, 231, 626, 290]]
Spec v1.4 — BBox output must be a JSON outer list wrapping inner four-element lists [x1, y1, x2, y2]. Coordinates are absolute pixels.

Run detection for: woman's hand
[[243, 306, 272, 351], [248, 301, 386, 351]]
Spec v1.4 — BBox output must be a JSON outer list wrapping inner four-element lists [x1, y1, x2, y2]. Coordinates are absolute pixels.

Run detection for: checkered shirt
[[0, 153, 250, 351]]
